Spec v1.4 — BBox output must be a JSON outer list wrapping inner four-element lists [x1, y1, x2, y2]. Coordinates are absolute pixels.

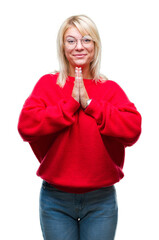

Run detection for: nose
[[75, 39, 84, 50]]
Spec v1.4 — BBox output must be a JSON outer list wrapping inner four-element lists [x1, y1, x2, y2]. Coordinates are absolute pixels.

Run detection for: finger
[[75, 67, 80, 88], [78, 68, 84, 87], [79, 67, 82, 79], [75, 67, 78, 80], [77, 67, 81, 79]]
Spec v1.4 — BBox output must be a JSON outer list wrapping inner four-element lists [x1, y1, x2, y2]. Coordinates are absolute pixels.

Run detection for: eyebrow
[[65, 35, 92, 39], [65, 35, 76, 38]]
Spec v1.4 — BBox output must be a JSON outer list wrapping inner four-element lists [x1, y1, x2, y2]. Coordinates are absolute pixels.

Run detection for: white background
[[1, 0, 159, 239]]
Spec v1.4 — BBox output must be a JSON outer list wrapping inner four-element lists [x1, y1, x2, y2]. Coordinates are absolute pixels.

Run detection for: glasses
[[64, 35, 94, 49]]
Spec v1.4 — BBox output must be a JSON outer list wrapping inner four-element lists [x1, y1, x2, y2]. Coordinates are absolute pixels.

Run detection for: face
[[63, 26, 95, 71]]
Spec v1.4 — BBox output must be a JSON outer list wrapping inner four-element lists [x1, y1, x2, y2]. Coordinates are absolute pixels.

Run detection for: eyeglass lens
[[65, 35, 93, 48]]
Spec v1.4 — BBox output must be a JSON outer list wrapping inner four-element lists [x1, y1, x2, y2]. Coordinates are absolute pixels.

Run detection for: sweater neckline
[[67, 75, 94, 84]]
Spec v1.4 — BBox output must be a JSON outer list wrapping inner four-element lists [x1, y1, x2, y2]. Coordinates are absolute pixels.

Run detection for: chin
[[72, 60, 87, 68]]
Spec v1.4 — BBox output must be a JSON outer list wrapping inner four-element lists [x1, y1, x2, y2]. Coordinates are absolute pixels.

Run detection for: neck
[[68, 64, 93, 79]]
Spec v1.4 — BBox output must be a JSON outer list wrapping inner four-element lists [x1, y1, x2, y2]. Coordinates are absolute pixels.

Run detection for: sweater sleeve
[[84, 82, 142, 146], [18, 75, 80, 142]]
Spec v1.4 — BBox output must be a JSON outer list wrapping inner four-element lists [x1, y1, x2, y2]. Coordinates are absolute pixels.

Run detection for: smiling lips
[[73, 54, 87, 58]]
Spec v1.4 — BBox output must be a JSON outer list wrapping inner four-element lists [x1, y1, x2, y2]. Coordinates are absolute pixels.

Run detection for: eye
[[82, 35, 93, 44], [83, 38, 91, 43], [66, 38, 76, 45]]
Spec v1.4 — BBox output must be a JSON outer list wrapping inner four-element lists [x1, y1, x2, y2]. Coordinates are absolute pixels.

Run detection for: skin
[[64, 26, 95, 108]]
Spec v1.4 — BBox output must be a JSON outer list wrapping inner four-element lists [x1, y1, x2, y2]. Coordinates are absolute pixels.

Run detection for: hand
[[72, 67, 90, 108], [72, 67, 80, 102], [78, 68, 89, 109]]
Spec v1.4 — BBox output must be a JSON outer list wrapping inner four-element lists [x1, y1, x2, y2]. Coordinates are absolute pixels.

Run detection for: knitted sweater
[[18, 73, 142, 193]]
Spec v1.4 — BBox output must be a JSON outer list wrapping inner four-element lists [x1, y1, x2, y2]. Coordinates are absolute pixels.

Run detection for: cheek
[[88, 46, 95, 61], [64, 48, 72, 61]]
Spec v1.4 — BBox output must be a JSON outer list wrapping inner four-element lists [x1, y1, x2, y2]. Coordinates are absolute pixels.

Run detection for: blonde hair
[[56, 15, 107, 87]]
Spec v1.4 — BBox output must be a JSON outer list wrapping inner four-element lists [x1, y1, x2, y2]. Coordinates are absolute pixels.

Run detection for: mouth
[[73, 54, 87, 58]]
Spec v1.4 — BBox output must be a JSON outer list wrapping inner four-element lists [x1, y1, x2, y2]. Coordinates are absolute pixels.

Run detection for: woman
[[18, 15, 142, 240]]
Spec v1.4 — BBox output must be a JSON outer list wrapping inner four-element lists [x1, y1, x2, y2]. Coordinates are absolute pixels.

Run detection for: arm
[[18, 75, 80, 142], [84, 82, 142, 146]]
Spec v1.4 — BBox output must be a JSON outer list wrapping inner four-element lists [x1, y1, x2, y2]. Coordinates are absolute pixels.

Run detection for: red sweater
[[18, 73, 141, 193]]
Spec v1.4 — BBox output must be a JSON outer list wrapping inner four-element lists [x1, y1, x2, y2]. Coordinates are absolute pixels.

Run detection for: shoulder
[[102, 79, 121, 87], [100, 79, 125, 92], [30, 73, 59, 96], [36, 73, 59, 86], [100, 79, 130, 103], [33, 73, 59, 89]]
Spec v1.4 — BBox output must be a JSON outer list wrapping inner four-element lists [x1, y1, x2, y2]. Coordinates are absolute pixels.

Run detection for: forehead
[[64, 26, 88, 38]]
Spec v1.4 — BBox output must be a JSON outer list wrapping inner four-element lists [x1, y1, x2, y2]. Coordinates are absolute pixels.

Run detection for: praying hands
[[72, 67, 90, 109]]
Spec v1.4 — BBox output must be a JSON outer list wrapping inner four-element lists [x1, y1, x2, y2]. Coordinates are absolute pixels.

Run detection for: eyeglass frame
[[64, 35, 94, 49]]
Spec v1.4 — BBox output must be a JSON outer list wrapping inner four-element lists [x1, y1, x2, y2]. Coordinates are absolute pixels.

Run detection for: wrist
[[84, 99, 92, 109]]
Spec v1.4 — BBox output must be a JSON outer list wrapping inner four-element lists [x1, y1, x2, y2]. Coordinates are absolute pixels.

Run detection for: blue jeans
[[39, 181, 118, 240]]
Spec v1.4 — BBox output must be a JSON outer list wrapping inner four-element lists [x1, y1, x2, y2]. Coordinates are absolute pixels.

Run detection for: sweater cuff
[[62, 96, 80, 113], [84, 99, 102, 124]]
